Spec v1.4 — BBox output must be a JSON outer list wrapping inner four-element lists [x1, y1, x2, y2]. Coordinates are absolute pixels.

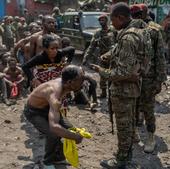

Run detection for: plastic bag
[[63, 128, 92, 168]]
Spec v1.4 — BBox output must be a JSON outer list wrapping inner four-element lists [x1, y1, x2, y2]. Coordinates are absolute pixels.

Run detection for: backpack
[[119, 27, 153, 76]]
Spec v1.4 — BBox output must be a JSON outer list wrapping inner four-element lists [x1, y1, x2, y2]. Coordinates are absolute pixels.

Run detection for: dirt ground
[[0, 70, 170, 169]]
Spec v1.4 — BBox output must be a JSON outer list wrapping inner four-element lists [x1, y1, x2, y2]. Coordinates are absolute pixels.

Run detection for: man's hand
[[100, 55, 109, 62], [90, 64, 102, 72], [9, 82, 14, 87], [75, 134, 83, 144]]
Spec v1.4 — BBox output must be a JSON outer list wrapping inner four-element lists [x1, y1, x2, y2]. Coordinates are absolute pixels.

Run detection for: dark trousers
[[23, 104, 73, 165]]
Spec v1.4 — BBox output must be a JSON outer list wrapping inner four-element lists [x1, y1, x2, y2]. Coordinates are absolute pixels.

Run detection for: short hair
[[8, 57, 17, 64], [61, 65, 82, 83], [29, 22, 38, 30], [98, 14, 108, 21], [42, 34, 58, 48], [111, 2, 130, 18], [61, 37, 71, 46], [42, 15, 54, 24]]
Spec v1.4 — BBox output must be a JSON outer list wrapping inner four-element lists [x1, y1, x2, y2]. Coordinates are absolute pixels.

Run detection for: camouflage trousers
[[99, 61, 109, 91], [136, 79, 158, 133], [111, 96, 136, 163]]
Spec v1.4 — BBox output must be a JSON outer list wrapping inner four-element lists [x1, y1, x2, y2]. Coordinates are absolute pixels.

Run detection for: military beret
[[130, 4, 142, 14], [139, 3, 148, 11], [98, 13, 108, 20]]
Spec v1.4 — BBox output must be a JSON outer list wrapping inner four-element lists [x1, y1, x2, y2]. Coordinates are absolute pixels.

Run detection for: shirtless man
[[4, 58, 24, 97], [13, 22, 41, 63], [24, 65, 84, 168], [29, 15, 61, 58]]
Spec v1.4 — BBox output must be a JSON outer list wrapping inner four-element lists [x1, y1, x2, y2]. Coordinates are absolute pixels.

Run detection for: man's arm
[[13, 36, 31, 59], [82, 33, 98, 65], [155, 31, 167, 83], [47, 91, 83, 143], [22, 54, 42, 81], [3, 68, 13, 86], [91, 36, 140, 82], [16, 67, 25, 84], [29, 34, 37, 58]]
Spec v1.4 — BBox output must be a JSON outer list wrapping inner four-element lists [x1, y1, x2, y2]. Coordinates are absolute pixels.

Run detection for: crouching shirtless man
[[24, 65, 85, 168]]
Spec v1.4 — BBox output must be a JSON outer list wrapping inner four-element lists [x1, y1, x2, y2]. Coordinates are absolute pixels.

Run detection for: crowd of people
[[0, 2, 170, 169]]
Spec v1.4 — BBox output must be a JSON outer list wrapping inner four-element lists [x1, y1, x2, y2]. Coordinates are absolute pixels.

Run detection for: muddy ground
[[0, 68, 170, 169]]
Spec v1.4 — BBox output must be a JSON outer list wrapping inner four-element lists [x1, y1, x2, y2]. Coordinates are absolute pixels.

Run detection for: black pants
[[23, 104, 73, 165]]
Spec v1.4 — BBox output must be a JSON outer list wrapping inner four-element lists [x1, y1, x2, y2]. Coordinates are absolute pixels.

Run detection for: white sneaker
[[43, 164, 56, 169]]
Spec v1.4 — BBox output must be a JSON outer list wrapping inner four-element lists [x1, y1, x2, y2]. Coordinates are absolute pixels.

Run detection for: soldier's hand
[[100, 51, 111, 62], [90, 64, 101, 72], [100, 55, 108, 62]]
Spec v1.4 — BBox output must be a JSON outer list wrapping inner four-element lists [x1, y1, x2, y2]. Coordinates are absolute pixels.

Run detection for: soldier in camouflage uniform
[[82, 14, 117, 98], [91, 3, 143, 168], [164, 21, 170, 64], [134, 4, 167, 153]]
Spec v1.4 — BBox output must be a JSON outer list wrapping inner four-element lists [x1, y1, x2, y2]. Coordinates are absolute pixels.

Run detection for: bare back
[[28, 78, 62, 109], [24, 42, 31, 62], [30, 31, 43, 57]]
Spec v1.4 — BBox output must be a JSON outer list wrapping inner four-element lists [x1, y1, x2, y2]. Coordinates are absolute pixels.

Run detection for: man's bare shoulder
[[51, 33, 61, 39], [3, 67, 9, 73], [31, 31, 43, 40], [16, 66, 23, 72], [37, 81, 55, 93]]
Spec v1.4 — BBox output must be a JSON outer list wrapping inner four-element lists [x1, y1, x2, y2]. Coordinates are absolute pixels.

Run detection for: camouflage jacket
[[165, 22, 170, 44], [126, 19, 167, 88], [99, 20, 143, 98], [83, 26, 117, 64], [144, 21, 167, 84]]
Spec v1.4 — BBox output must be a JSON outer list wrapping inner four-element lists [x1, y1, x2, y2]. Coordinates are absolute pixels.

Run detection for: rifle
[[108, 81, 114, 135]]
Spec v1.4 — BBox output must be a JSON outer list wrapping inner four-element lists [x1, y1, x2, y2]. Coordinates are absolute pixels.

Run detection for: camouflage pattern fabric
[[165, 22, 170, 63], [137, 21, 167, 133], [99, 21, 143, 164], [137, 79, 156, 133], [83, 27, 117, 64], [111, 97, 136, 164], [83, 27, 117, 91], [146, 21, 167, 83]]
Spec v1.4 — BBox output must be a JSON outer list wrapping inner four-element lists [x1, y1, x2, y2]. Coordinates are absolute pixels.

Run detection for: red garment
[[11, 82, 18, 97]]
